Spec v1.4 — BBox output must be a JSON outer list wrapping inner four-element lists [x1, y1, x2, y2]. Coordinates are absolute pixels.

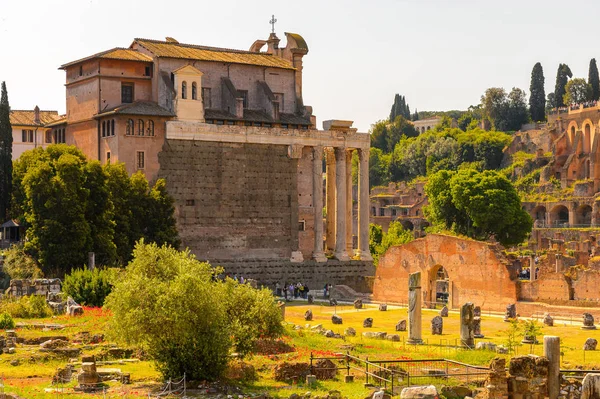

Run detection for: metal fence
[[310, 353, 489, 394]]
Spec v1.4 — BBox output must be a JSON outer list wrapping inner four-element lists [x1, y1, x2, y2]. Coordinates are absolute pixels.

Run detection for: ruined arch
[[568, 121, 578, 145], [549, 204, 569, 227], [576, 204, 592, 226], [583, 119, 593, 153], [400, 220, 414, 231], [428, 264, 449, 306], [531, 205, 547, 227]]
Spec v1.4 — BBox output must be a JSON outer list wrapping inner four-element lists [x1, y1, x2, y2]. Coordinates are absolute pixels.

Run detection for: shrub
[[105, 241, 283, 381], [2, 245, 43, 280], [0, 295, 53, 319], [0, 313, 15, 329], [62, 268, 118, 307]]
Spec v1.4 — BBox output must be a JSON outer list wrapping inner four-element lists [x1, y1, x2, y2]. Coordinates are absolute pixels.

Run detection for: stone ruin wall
[[158, 139, 297, 261], [372, 234, 519, 311]]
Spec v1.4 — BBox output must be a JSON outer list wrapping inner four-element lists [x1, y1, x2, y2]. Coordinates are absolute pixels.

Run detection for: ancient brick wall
[[372, 234, 519, 311], [572, 268, 600, 301], [518, 274, 571, 302], [158, 140, 296, 260], [215, 259, 375, 292]]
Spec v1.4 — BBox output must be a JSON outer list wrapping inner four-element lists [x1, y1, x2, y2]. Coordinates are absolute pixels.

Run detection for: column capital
[[288, 144, 304, 159]]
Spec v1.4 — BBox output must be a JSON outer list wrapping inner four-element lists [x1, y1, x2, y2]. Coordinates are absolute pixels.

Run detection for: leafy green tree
[[563, 78, 592, 105], [370, 116, 417, 152], [412, 108, 419, 121], [0, 82, 12, 221], [529, 62, 546, 122], [2, 245, 43, 279], [481, 87, 528, 131], [369, 223, 383, 255], [589, 59, 600, 101], [105, 241, 283, 380], [425, 169, 532, 246], [481, 87, 507, 129], [368, 148, 390, 188], [62, 268, 118, 307], [554, 64, 572, 107]]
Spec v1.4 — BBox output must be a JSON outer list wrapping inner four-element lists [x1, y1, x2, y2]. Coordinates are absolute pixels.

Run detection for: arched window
[[138, 119, 145, 136], [102, 121, 106, 137], [147, 120, 155, 136], [181, 81, 187, 99], [126, 119, 134, 136], [111, 120, 115, 136], [192, 82, 197, 100]]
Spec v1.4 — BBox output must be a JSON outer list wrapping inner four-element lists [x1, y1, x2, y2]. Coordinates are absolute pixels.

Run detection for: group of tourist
[[518, 267, 539, 280], [275, 281, 311, 300]]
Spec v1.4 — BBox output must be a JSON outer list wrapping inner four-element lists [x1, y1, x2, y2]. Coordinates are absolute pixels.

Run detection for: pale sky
[[0, 0, 598, 132]]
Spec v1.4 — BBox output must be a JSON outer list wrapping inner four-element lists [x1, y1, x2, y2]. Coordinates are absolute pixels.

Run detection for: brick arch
[[582, 119, 594, 153], [567, 121, 579, 146], [373, 234, 518, 310]]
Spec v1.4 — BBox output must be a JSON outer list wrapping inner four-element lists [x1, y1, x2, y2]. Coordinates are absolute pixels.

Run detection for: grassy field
[[0, 302, 598, 398]]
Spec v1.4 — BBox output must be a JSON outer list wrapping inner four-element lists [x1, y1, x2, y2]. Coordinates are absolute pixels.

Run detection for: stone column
[[460, 302, 475, 348], [544, 336, 560, 399], [345, 149, 353, 253], [593, 202, 599, 227], [408, 272, 423, 344], [334, 147, 349, 261], [530, 256, 536, 282], [357, 148, 372, 261], [325, 149, 336, 252], [312, 147, 326, 262], [555, 253, 562, 273]]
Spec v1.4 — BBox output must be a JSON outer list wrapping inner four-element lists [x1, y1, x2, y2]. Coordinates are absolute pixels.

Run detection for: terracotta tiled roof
[[60, 48, 153, 69], [95, 101, 174, 117], [133, 38, 295, 70], [45, 116, 67, 127], [10, 110, 62, 127]]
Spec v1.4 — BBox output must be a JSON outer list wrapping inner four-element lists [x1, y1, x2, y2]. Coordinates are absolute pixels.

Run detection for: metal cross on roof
[[269, 15, 277, 33]]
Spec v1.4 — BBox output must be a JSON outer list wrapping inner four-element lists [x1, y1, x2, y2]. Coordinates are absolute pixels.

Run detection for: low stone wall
[[518, 274, 571, 302], [213, 259, 375, 293]]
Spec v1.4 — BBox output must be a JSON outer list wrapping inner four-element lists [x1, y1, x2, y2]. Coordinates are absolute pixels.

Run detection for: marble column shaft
[[325, 149, 336, 252], [312, 147, 326, 262], [408, 272, 423, 344], [358, 148, 372, 260], [334, 147, 349, 260]]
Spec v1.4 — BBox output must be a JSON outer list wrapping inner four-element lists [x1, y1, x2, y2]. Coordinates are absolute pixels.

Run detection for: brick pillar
[[345, 149, 353, 253], [358, 148, 372, 261], [312, 147, 326, 262], [288, 145, 303, 262], [334, 147, 349, 261], [325, 149, 336, 252]]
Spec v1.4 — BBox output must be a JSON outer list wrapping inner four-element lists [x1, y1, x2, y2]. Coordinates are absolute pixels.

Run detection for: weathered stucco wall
[[159, 140, 296, 260], [372, 234, 519, 311]]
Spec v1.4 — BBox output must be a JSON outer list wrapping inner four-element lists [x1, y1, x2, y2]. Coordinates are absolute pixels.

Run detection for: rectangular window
[[298, 220, 306, 231], [237, 90, 248, 108], [144, 65, 152, 77], [22, 130, 33, 143], [121, 83, 134, 104], [185, 199, 195, 206], [201, 87, 212, 108], [45, 131, 53, 144], [106, 152, 111, 164], [379, 208, 385, 216], [136, 151, 145, 169]]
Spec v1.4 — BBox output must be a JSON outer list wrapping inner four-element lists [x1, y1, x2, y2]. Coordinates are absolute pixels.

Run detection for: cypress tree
[[554, 64, 572, 108], [529, 62, 546, 122], [0, 81, 12, 221], [389, 94, 400, 122], [589, 58, 600, 101], [413, 109, 419, 121]]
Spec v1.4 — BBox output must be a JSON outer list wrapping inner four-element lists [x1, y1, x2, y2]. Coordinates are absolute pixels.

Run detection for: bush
[[62, 268, 118, 307], [105, 241, 283, 381], [0, 295, 53, 319], [0, 313, 15, 329], [2, 245, 43, 280]]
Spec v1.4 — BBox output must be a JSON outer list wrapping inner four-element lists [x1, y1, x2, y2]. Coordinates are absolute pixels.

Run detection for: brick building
[[54, 28, 373, 284], [9, 107, 65, 160]]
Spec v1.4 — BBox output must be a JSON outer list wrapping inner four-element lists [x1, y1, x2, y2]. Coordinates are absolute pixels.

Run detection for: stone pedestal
[[474, 316, 484, 338], [582, 313, 597, 330], [460, 302, 475, 348], [408, 272, 423, 344], [504, 303, 517, 322]]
